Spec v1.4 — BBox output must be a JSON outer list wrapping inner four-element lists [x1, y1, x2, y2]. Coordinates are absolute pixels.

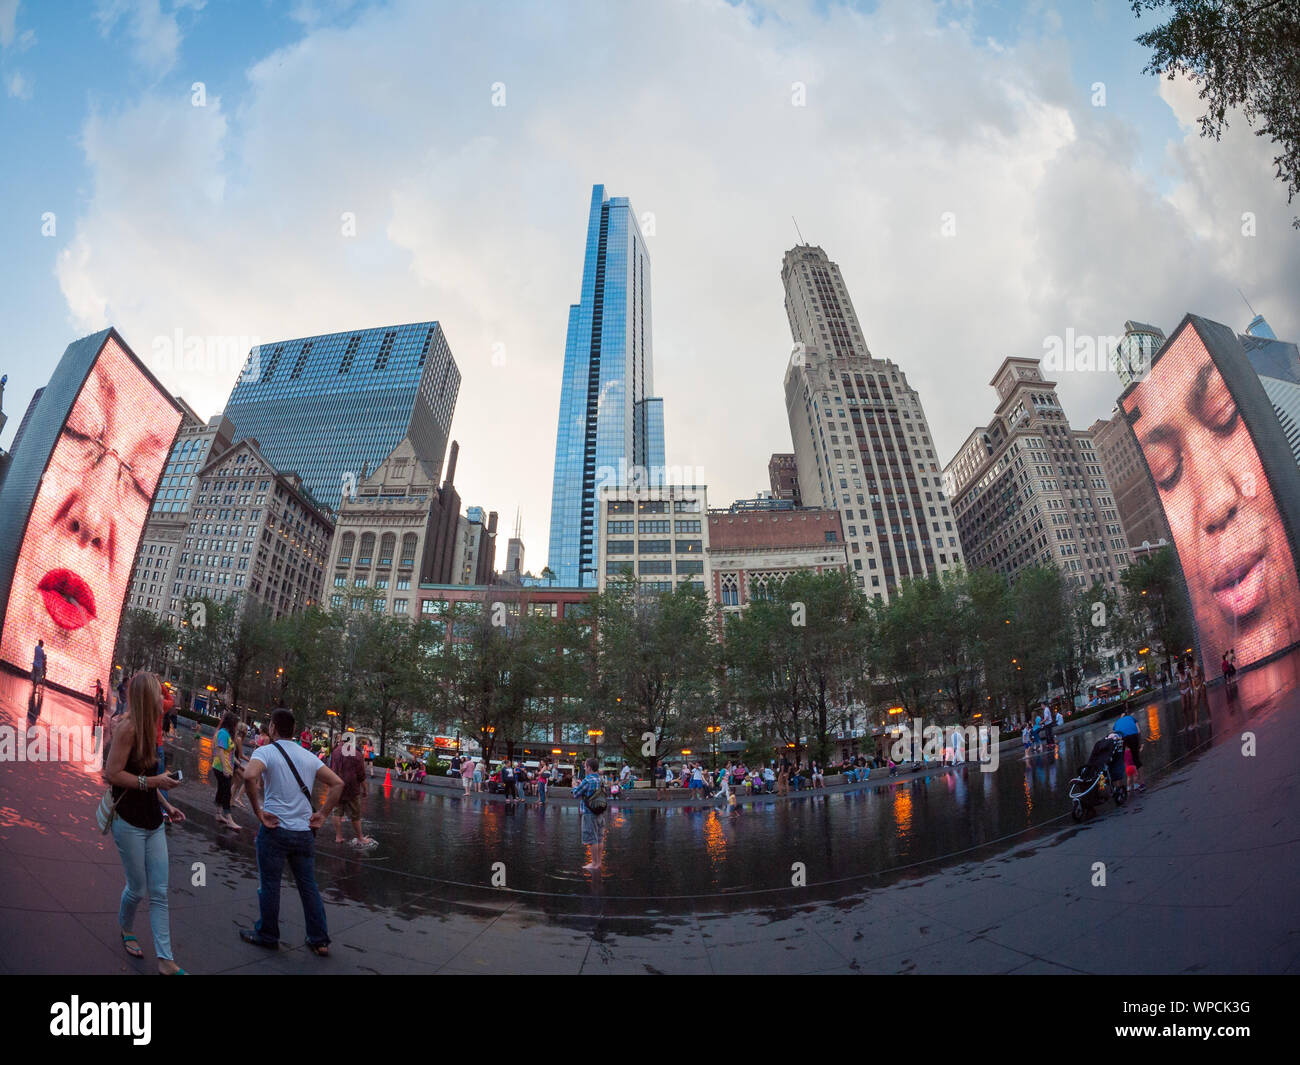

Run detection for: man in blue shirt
[[1113, 709, 1145, 792], [31, 640, 46, 685], [571, 757, 606, 871]]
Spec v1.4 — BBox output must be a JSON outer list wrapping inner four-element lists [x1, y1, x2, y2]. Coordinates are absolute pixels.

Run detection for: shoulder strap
[[270, 741, 315, 808]]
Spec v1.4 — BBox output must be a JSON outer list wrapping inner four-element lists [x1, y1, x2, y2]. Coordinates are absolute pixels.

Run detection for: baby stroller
[[1068, 732, 1127, 821]]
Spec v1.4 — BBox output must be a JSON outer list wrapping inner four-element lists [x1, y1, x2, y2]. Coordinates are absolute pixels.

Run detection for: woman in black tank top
[[102, 673, 188, 975]]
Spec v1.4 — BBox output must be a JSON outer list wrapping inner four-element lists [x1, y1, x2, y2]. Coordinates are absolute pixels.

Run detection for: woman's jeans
[[111, 818, 173, 961], [254, 826, 329, 947]]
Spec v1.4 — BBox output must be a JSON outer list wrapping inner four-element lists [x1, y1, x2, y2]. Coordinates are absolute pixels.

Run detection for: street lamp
[[706, 723, 721, 770], [587, 728, 603, 766]]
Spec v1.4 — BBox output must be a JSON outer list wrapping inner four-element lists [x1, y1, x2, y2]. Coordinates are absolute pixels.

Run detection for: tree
[[784, 570, 872, 765], [1058, 581, 1115, 706], [1132, 0, 1300, 226], [594, 577, 718, 780], [893, 572, 980, 723], [1122, 546, 1196, 672], [178, 595, 270, 720], [267, 606, 343, 727], [114, 608, 175, 676], [445, 593, 550, 766], [1007, 566, 1072, 714], [353, 613, 427, 758], [869, 580, 936, 718], [725, 591, 812, 764], [967, 567, 1017, 718]]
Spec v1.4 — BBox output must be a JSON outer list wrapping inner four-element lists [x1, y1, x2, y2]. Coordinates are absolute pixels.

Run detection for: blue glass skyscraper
[[547, 185, 666, 587], [223, 322, 459, 513]]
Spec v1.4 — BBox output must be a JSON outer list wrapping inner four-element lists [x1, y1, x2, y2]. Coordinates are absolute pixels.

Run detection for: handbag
[[96, 786, 126, 834]]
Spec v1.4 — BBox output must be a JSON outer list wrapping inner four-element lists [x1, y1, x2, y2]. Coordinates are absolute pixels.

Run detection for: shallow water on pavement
[[4, 650, 1295, 911]]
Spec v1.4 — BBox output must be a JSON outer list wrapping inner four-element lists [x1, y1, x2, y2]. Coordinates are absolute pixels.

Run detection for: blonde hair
[[127, 672, 163, 765]]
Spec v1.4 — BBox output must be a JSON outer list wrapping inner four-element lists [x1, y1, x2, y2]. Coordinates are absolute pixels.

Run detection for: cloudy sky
[[2, 0, 1297, 571]]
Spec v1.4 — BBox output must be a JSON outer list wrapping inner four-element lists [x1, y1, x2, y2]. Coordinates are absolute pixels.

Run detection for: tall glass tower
[[1112, 320, 1166, 387], [547, 185, 665, 587], [223, 322, 459, 513]]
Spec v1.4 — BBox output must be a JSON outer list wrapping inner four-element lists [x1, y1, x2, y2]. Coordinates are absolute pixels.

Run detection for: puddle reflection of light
[[1145, 704, 1162, 743], [197, 736, 212, 781], [702, 810, 726, 864], [892, 789, 912, 838]]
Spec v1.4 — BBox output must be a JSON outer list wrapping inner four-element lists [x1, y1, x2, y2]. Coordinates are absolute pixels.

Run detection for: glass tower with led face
[[547, 185, 666, 587], [223, 322, 459, 513]]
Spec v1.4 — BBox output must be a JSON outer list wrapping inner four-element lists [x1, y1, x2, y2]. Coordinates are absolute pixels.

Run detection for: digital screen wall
[[1120, 315, 1300, 672], [0, 330, 181, 695]]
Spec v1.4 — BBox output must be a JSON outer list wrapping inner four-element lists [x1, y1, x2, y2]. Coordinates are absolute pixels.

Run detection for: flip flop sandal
[[239, 929, 278, 950], [308, 943, 330, 957], [121, 933, 143, 959]]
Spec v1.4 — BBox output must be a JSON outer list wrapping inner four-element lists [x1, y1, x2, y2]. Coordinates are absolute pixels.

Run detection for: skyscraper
[[1089, 411, 1171, 552], [944, 358, 1131, 593], [781, 244, 963, 600], [126, 401, 235, 625], [223, 322, 459, 513], [1112, 320, 1166, 387], [547, 185, 665, 587]]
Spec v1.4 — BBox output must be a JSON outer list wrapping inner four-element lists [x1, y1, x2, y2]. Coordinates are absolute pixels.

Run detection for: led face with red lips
[[0, 334, 180, 695], [1122, 321, 1300, 671], [37, 569, 98, 631]]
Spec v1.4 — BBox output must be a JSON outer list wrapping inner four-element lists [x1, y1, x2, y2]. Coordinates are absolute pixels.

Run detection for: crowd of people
[[1017, 707, 1065, 754], [87, 633, 1245, 970]]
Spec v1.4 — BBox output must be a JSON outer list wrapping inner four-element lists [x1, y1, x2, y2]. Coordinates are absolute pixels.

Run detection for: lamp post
[[587, 728, 603, 767], [706, 723, 721, 770]]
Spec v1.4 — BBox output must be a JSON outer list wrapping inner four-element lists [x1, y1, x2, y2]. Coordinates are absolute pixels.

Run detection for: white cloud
[[55, 0, 1300, 567], [5, 68, 28, 98], [94, 0, 184, 77]]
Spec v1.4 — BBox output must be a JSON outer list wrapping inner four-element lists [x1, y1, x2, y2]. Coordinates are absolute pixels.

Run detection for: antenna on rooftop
[[513, 507, 522, 540], [1237, 289, 1257, 317], [792, 216, 806, 246]]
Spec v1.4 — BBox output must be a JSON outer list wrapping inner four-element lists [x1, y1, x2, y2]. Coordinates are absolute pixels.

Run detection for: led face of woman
[[1125, 328, 1300, 668], [0, 339, 175, 693]]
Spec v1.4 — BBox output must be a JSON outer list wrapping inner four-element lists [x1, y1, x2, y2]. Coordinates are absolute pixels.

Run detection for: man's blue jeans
[[254, 826, 329, 947]]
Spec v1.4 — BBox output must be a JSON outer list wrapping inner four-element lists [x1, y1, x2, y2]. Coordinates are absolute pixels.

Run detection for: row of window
[[606, 499, 702, 514], [605, 539, 704, 555], [606, 560, 704, 575]]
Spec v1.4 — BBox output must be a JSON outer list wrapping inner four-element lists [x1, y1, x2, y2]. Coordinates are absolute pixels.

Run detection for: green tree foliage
[[1122, 546, 1197, 672], [1133, 0, 1300, 226], [177, 594, 270, 718], [443, 593, 553, 765], [114, 608, 175, 675], [593, 577, 718, 778], [726, 570, 870, 766]]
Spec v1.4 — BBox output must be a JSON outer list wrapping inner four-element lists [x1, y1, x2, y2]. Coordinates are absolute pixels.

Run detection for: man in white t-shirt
[[239, 708, 343, 956]]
